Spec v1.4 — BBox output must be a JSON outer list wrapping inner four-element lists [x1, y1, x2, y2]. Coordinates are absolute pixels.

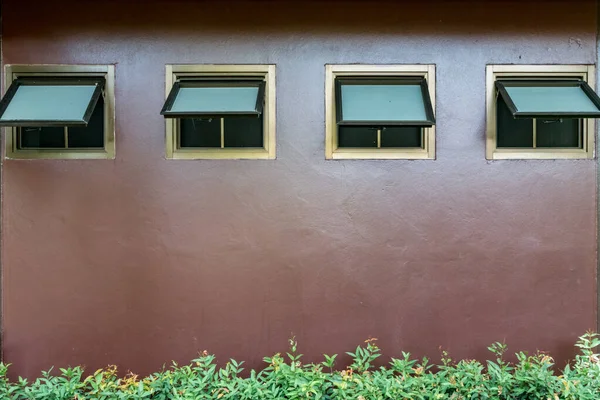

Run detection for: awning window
[[0, 77, 105, 127], [161, 79, 265, 118], [496, 80, 600, 119], [335, 77, 435, 126]]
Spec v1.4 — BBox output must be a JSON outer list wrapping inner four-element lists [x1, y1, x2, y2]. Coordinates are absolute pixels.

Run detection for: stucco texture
[[1, 0, 598, 378]]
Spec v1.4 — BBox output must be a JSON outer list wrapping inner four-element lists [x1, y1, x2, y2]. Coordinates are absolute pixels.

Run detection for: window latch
[[191, 117, 214, 130]]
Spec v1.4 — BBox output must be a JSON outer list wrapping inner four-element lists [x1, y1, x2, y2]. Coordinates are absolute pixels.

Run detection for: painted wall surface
[[1, 0, 598, 379]]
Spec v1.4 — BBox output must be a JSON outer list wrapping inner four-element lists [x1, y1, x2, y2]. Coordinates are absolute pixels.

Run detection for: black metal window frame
[[335, 77, 436, 127], [495, 79, 600, 119], [161, 77, 266, 119], [0, 77, 105, 127]]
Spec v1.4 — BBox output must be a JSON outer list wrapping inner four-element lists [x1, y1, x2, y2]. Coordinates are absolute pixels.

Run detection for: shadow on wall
[[2, 0, 595, 37]]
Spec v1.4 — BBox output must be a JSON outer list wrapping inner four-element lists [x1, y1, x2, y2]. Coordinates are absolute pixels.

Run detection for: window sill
[[328, 148, 434, 160], [6, 149, 114, 160], [489, 148, 593, 160], [168, 148, 275, 160]]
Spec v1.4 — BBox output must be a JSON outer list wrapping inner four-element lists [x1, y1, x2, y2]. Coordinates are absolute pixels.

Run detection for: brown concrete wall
[[1, 0, 598, 379]]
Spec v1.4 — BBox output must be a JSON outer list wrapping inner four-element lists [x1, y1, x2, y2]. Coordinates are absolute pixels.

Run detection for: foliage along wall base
[[1, 333, 599, 399]]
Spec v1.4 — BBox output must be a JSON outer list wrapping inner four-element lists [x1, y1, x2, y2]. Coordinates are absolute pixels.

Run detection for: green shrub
[[0, 333, 598, 399]]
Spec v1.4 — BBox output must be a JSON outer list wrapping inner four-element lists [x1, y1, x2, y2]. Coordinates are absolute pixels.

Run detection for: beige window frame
[[4, 64, 115, 160], [165, 64, 276, 160], [486, 64, 596, 160], [325, 64, 436, 160]]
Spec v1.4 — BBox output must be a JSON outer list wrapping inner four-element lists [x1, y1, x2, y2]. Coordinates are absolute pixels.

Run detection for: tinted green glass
[[179, 118, 221, 148], [497, 95, 533, 148], [18, 127, 65, 148], [17, 98, 105, 149], [68, 96, 105, 148], [536, 118, 581, 148], [338, 126, 377, 148], [1, 84, 97, 122], [340, 84, 427, 122], [381, 126, 422, 148], [505, 86, 600, 114], [223, 115, 263, 148], [171, 87, 259, 113]]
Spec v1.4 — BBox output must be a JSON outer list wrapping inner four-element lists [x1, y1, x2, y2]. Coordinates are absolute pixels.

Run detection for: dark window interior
[[224, 116, 263, 148], [67, 96, 105, 148], [18, 126, 65, 148], [180, 118, 221, 147], [179, 115, 264, 149], [18, 96, 105, 150], [536, 118, 580, 148], [381, 126, 422, 148], [338, 126, 377, 148], [496, 95, 533, 148], [496, 92, 581, 149], [338, 126, 422, 148]]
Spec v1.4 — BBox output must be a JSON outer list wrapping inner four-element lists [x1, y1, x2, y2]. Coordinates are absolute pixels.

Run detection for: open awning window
[[161, 79, 265, 118], [496, 80, 600, 119], [0, 77, 105, 127], [335, 77, 435, 126]]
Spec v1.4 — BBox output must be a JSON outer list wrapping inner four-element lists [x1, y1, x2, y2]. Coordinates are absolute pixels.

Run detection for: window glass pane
[[536, 118, 581, 148], [341, 84, 427, 122], [1, 84, 97, 122], [504, 86, 600, 114], [179, 118, 221, 148], [18, 127, 65, 149], [338, 126, 377, 148], [223, 115, 263, 148], [68, 96, 105, 148], [381, 126, 422, 148], [171, 87, 259, 113], [497, 95, 534, 148]]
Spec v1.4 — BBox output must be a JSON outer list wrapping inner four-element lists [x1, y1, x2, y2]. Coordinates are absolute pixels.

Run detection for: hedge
[[0, 332, 599, 399]]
